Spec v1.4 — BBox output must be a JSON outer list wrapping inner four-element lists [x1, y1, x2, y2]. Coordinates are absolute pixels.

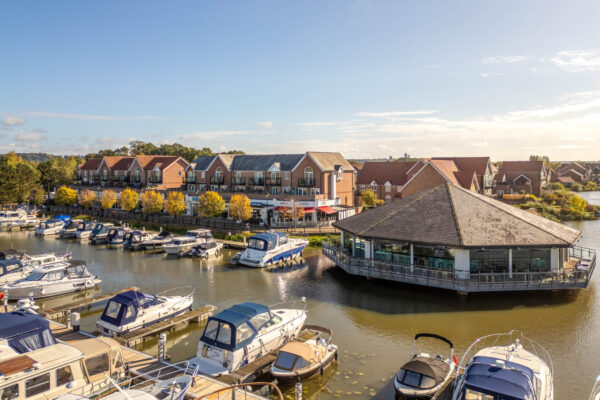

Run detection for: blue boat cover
[[99, 291, 159, 327], [0, 258, 22, 271], [463, 356, 535, 400], [55, 215, 71, 222], [0, 312, 56, 353]]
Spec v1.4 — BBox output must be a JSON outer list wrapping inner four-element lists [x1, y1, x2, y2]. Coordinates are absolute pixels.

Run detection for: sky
[[1, 0, 599, 161]]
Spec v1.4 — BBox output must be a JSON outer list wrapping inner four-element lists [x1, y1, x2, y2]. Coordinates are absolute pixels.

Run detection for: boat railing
[[452, 330, 553, 400], [199, 382, 284, 400], [156, 285, 195, 299], [269, 297, 307, 312], [589, 375, 600, 400], [302, 324, 333, 343]]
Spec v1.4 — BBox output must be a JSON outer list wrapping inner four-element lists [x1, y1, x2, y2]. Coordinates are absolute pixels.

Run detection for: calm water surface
[[3, 197, 600, 399]]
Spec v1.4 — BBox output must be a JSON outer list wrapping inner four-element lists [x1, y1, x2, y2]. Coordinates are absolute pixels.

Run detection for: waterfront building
[[185, 152, 356, 225], [324, 182, 595, 293], [493, 160, 548, 196]]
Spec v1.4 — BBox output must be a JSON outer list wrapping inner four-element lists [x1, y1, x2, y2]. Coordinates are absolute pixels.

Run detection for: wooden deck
[[115, 305, 216, 347], [43, 287, 139, 321]]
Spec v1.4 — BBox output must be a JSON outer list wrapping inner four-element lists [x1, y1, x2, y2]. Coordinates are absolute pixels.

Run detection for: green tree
[[120, 188, 139, 211], [55, 186, 77, 206], [229, 194, 252, 221], [141, 190, 164, 214], [165, 191, 186, 216], [38, 157, 78, 192], [100, 190, 117, 209], [196, 191, 225, 218], [0, 154, 43, 205], [360, 189, 384, 209]]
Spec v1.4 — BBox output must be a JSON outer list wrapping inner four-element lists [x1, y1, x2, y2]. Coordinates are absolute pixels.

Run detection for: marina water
[[2, 196, 600, 399]]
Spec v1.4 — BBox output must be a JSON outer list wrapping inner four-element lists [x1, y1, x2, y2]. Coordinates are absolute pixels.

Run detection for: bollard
[[71, 312, 80, 332], [295, 382, 302, 400], [66, 310, 72, 329], [158, 333, 167, 361]]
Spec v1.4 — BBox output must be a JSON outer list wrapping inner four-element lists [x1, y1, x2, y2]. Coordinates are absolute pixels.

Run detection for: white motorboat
[[0, 258, 69, 286], [185, 240, 224, 258], [0, 311, 58, 360], [123, 230, 157, 251], [106, 227, 130, 246], [89, 223, 115, 244], [189, 299, 307, 377], [20, 251, 71, 268], [0, 336, 126, 400], [0, 249, 25, 260], [0, 209, 36, 230], [164, 236, 201, 256], [394, 333, 456, 398], [452, 330, 553, 400], [35, 219, 66, 236], [74, 221, 98, 240], [271, 325, 338, 384], [58, 219, 84, 239], [96, 288, 194, 337], [141, 231, 175, 251], [238, 231, 308, 268], [1, 261, 100, 299]]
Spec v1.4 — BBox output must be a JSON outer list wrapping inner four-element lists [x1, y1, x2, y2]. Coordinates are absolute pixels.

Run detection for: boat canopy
[[399, 356, 451, 388], [0, 259, 23, 275], [274, 342, 316, 371], [248, 232, 288, 251], [201, 302, 271, 351], [55, 215, 71, 222], [0, 312, 56, 353], [462, 356, 535, 400], [99, 291, 161, 327], [0, 249, 24, 260], [40, 219, 63, 228]]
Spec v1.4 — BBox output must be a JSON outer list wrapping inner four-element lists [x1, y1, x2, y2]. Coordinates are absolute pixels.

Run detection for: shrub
[[542, 193, 557, 204], [571, 182, 582, 192], [550, 182, 565, 191]]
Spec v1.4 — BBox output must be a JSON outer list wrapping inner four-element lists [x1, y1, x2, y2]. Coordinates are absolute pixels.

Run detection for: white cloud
[[482, 56, 530, 65], [15, 130, 45, 142], [257, 121, 273, 128], [298, 121, 340, 127], [24, 111, 160, 121], [354, 110, 438, 118], [480, 73, 489, 78], [2, 116, 26, 126], [179, 130, 250, 141], [550, 50, 600, 72]]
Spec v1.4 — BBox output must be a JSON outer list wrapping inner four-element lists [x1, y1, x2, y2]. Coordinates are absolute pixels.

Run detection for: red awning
[[275, 206, 287, 211], [317, 206, 338, 215], [303, 207, 315, 213]]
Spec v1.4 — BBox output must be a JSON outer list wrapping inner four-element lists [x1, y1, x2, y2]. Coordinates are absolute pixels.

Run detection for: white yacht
[[190, 299, 307, 377], [0, 336, 127, 400], [238, 231, 308, 267], [89, 223, 115, 244], [1, 261, 100, 299], [106, 227, 130, 246], [35, 219, 66, 236], [186, 240, 224, 258], [123, 230, 156, 251], [96, 288, 194, 337], [452, 331, 553, 400], [141, 231, 175, 251], [163, 236, 201, 256], [74, 221, 98, 240], [0, 209, 35, 230], [21, 251, 71, 268], [0, 258, 68, 286]]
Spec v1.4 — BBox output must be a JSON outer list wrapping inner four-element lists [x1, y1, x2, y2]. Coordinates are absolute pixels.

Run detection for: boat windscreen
[[24, 271, 46, 281], [248, 238, 268, 250], [275, 352, 297, 371]]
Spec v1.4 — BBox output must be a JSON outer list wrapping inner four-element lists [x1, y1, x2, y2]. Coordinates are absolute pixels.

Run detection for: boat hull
[[394, 362, 455, 398], [2, 278, 100, 299], [239, 242, 307, 268]]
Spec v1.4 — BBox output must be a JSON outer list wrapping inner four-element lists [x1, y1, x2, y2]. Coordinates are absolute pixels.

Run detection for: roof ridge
[[451, 184, 574, 245], [445, 183, 465, 246]]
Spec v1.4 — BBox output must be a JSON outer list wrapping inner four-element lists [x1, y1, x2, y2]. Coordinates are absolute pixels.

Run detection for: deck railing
[[322, 242, 596, 292]]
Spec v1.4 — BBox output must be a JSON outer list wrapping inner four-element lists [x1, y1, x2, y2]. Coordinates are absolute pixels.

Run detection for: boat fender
[[85, 279, 94, 289]]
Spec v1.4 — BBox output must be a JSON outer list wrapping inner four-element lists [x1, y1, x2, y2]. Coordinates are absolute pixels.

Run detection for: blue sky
[[1, 1, 599, 160]]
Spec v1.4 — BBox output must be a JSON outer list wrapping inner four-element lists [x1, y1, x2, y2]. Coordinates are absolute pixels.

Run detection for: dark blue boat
[[0, 311, 57, 354]]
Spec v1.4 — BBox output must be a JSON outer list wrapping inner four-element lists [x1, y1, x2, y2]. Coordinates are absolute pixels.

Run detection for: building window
[[201, 171, 206, 179], [304, 167, 314, 183], [103, 169, 108, 180], [114, 170, 118, 178], [359, 185, 365, 191], [178, 171, 181, 176], [385, 195, 391, 203], [285, 172, 290, 180], [385, 182, 391, 192], [272, 187, 278, 195], [189, 185, 195, 192], [297, 188, 307, 196], [371, 183, 377, 191], [215, 167, 223, 179]]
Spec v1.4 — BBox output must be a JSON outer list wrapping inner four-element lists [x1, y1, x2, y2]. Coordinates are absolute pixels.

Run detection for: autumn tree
[[229, 194, 252, 221], [196, 191, 225, 218], [78, 189, 97, 208], [0, 153, 43, 205], [141, 190, 164, 214], [360, 189, 384, 209], [38, 157, 78, 192], [100, 190, 117, 209], [120, 188, 139, 211], [54, 186, 77, 206], [165, 191, 186, 216]]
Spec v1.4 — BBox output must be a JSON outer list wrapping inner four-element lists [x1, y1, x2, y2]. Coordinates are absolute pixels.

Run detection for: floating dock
[[217, 239, 248, 249]]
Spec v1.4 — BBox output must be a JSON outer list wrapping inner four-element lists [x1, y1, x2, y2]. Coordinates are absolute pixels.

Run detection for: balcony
[[185, 176, 196, 183], [233, 177, 246, 185], [210, 176, 225, 185], [298, 178, 315, 187], [265, 177, 281, 186], [322, 242, 596, 293], [149, 176, 162, 184], [249, 177, 264, 186]]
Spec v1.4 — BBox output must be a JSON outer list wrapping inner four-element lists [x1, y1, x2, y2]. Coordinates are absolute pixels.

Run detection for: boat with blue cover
[[0, 311, 57, 359], [452, 331, 553, 400], [35, 218, 66, 236], [238, 231, 308, 268], [96, 288, 194, 337], [89, 223, 115, 244], [190, 299, 307, 376]]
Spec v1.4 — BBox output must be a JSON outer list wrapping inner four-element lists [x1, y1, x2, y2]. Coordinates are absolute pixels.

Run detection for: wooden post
[[508, 249, 513, 279]]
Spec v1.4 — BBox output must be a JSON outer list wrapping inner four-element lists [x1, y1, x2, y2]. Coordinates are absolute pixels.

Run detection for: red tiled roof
[[432, 157, 490, 175], [429, 159, 460, 186], [356, 161, 418, 185], [79, 158, 102, 171], [135, 155, 183, 171], [498, 161, 544, 172], [111, 157, 135, 171], [454, 170, 478, 189]]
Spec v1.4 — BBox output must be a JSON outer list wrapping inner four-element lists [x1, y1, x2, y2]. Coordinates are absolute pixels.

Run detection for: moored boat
[[74, 221, 98, 240], [106, 227, 130, 246], [96, 288, 194, 337], [189, 299, 307, 376], [1, 260, 100, 299], [270, 325, 337, 384], [238, 231, 308, 268], [58, 219, 83, 239], [123, 230, 156, 251], [141, 231, 175, 251], [35, 219, 66, 236], [163, 229, 216, 256], [590, 375, 600, 400], [0, 311, 57, 359], [89, 222, 115, 244], [394, 333, 456, 399], [452, 330, 553, 400]]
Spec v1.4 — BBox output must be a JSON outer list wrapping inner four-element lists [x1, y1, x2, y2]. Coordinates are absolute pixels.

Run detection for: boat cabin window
[[0, 384, 18, 400], [249, 312, 271, 330], [216, 323, 232, 345], [125, 305, 136, 319], [248, 238, 267, 251], [105, 301, 121, 319], [46, 270, 66, 281], [275, 352, 310, 371], [397, 369, 436, 390], [25, 373, 50, 397], [56, 366, 74, 386], [42, 257, 55, 264], [235, 322, 254, 343], [204, 320, 219, 340], [203, 320, 234, 347], [2, 264, 21, 275], [85, 352, 110, 376], [463, 388, 495, 400]]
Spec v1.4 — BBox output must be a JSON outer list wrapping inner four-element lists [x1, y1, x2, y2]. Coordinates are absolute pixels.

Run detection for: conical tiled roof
[[334, 183, 580, 247]]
